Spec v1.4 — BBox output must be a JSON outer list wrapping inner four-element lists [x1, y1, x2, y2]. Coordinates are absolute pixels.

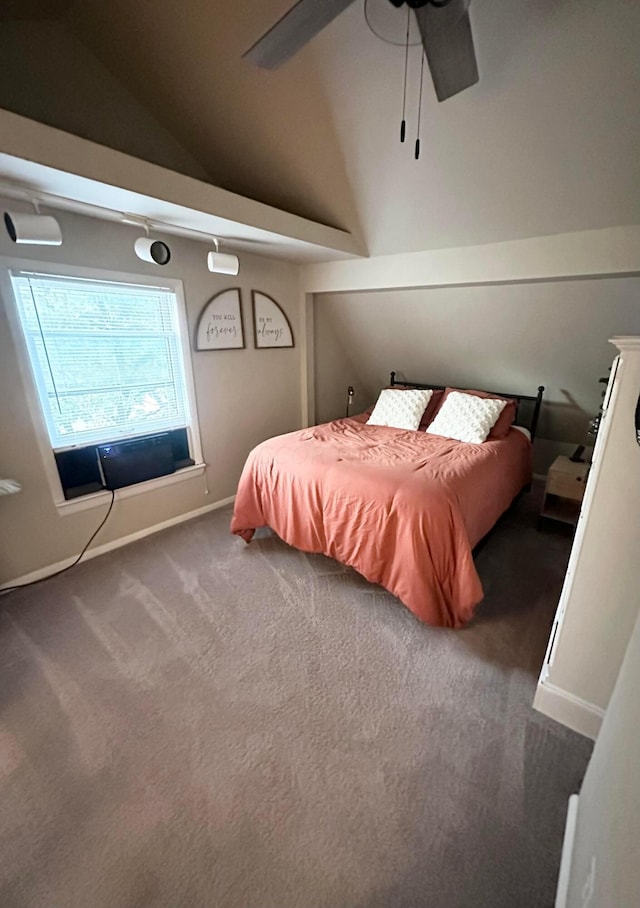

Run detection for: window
[[10, 271, 192, 450], [7, 267, 202, 505]]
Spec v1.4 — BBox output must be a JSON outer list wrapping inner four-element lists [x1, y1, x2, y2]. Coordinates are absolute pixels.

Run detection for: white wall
[[0, 204, 300, 584], [313, 279, 640, 471], [564, 609, 640, 908], [314, 303, 371, 424]]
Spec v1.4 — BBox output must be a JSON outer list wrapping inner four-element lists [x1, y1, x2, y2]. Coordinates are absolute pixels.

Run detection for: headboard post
[[390, 371, 396, 387], [530, 386, 545, 442]]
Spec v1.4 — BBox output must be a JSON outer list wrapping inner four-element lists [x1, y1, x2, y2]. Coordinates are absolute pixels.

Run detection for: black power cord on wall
[[0, 489, 116, 595]]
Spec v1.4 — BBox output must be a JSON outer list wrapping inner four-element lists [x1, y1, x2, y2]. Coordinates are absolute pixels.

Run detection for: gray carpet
[[0, 487, 592, 908]]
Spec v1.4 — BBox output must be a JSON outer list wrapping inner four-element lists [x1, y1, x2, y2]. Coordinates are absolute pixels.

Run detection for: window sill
[[56, 463, 207, 516]]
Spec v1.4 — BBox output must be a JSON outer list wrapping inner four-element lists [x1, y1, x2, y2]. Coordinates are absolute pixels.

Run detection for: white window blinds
[[10, 271, 191, 450]]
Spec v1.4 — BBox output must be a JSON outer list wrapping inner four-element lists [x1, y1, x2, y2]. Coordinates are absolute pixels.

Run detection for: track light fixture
[[207, 238, 240, 276], [0, 192, 243, 272], [4, 200, 62, 246], [133, 222, 171, 266]]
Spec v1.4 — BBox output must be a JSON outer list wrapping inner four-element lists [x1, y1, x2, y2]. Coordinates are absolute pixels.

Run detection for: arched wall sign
[[195, 288, 245, 350], [252, 291, 294, 349]]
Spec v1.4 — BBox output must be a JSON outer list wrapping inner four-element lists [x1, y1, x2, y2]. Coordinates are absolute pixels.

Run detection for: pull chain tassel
[[415, 49, 425, 160], [400, 6, 410, 142]]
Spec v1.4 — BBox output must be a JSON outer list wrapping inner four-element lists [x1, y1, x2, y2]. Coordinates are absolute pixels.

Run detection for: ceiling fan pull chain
[[400, 6, 411, 142], [415, 47, 426, 159]]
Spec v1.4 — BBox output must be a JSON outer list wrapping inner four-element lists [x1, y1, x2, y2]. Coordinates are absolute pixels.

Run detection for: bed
[[231, 375, 544, 628]]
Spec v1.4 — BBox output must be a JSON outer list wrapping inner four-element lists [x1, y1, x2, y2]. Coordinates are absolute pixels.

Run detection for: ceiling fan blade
[[414, 0, 478, 102], [243, 0, 358, 70]]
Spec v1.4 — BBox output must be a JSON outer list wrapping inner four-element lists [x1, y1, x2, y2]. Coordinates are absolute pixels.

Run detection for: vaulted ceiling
[[1, 0, 640, 256]]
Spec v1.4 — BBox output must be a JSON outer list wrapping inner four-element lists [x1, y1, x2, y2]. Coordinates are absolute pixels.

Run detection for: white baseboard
[[533, 679, 604, 740], [555, 794, 579, 908], [0, 494, 235, 591]]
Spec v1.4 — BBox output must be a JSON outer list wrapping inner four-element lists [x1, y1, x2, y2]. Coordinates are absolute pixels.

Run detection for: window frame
[[1, 257, 204, 514]]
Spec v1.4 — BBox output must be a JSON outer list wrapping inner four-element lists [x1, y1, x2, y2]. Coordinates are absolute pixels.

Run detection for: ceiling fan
[[243, 0, 478, 103]]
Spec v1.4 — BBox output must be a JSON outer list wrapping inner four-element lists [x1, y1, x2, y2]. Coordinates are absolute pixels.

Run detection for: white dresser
[[534, 336, 640, 739]]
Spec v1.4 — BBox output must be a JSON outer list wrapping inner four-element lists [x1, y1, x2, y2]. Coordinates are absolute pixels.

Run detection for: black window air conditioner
[[98, 433, 175, 491]]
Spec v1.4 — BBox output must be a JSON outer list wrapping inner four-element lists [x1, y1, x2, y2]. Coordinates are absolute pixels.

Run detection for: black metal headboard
[[389, 372, 545, 442]]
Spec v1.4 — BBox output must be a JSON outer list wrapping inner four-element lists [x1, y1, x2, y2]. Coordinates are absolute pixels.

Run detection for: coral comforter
[[231, 416, 532, 627]]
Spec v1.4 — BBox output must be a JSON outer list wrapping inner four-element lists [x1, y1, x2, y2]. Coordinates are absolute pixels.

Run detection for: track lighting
[[133, 223, 171, 265], [207, 238, 240, 275], [4, 210, 62, 246], [1, 193, 241, 271]]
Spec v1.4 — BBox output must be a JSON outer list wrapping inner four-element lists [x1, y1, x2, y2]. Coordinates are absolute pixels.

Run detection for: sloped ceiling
[[0, 0, 72, 18], [0, 20, 213, 183], [3, 0, 640, 256], [68, 0, 365, 241]]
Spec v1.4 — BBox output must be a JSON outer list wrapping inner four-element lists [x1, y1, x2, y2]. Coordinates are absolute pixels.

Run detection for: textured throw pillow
[[436, 388, 516, 439], [426, 391, 507, 444], [390, 385, 444, 429], [362, 387, 443, 429], [367, 388, 433, 431]]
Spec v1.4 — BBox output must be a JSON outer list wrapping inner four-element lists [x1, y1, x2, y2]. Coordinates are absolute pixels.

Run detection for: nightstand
[[539, 455, 589, 530]]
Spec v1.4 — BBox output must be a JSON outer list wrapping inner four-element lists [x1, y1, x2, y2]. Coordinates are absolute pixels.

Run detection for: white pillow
[[425, 391, 507, 444], [367, 388, 433, 431]]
